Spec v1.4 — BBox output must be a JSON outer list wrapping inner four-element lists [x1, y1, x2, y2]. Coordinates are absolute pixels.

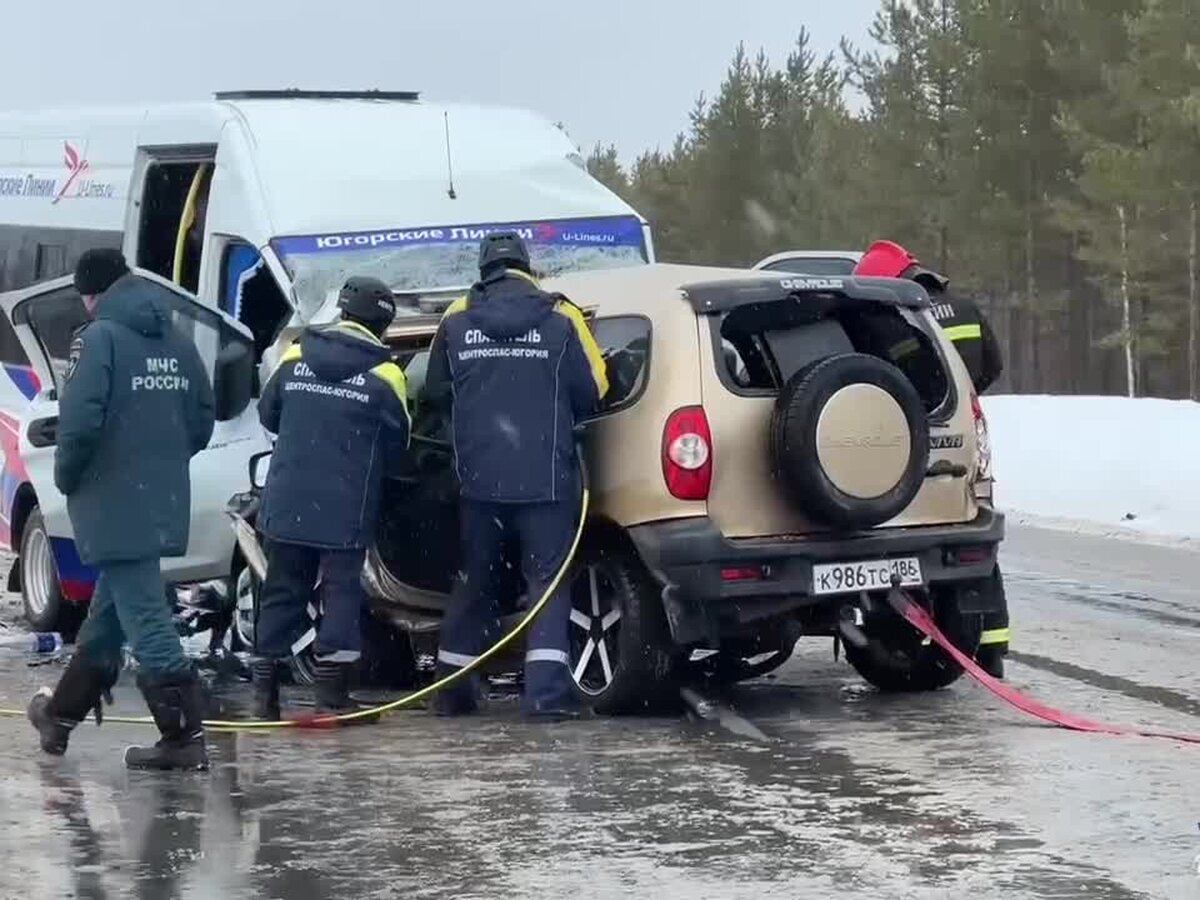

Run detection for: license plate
[[811, 557, 924, 596]]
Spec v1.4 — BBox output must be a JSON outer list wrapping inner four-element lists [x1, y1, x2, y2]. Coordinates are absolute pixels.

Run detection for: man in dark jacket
[[853, 239, 1009, 677], [422, 232, 608, 719], [853, 239, 1004, 394], [27, 249, 216, 770], [253, 277, 409, 719]]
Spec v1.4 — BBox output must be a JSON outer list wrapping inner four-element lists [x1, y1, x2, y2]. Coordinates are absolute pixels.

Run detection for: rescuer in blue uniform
[[422, 232, 609, 719], [253, 277, 410, 720], [27, 249, 216, 770]]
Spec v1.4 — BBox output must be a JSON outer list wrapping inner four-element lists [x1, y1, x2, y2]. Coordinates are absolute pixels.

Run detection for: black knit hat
[[74, 248, 129, 296]]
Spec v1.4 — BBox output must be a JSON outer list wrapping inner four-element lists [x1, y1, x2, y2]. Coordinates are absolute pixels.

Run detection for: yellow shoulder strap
[[370, 361, 409, 408], [441, 295, 469, 319], [554, 300, 609, 399]]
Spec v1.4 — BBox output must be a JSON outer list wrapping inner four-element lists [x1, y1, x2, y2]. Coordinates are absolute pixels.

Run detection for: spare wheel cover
[[815, 383, 911, 499], [771, 353, 930, 530]]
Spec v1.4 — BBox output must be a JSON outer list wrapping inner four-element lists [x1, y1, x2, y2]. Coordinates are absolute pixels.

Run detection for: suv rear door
[[693, 274, 978, 538]]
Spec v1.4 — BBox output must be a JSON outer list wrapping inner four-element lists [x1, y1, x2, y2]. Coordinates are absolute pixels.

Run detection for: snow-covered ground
[[982, 395, 1200, 546]]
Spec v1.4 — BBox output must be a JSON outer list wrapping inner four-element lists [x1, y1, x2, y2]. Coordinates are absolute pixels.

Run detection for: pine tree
[[685, 44, 776, 264], [843, 1, 940, 252], [585, 144, 630, 198], [586, 0, 1198, 398], [1126, 0, 1200, 398], [1057, 73, 1157, 398], [841, 1, 976, 268], [756, 30, 852, 250], [1052, 0, 1163, 397], [957, 0, 1082, 391], [627, 139, 699, 263]]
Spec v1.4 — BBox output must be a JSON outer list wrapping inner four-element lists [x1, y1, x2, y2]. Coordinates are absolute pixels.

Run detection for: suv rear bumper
[[626, 509, 1005, 644]]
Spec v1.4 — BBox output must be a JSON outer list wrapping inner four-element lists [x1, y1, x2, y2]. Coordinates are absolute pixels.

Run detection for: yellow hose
[[0, 488, 589, 732]]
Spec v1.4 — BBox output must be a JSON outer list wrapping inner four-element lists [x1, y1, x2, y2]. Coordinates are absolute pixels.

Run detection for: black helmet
[[478, 231, 531, 276], [337, 276, 396, 334]]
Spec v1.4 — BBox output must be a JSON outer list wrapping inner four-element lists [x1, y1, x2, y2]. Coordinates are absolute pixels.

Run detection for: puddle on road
[[0, 563, 1193, 899], [0, 664, 1162, 900]]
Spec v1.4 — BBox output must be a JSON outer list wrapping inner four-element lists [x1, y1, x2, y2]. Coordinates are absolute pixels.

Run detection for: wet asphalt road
[[0, 525, 1198, 900]]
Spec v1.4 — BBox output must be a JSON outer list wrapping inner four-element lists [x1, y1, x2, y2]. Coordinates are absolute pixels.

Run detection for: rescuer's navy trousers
[[255, 542, 368, 663], [437, 495, 579, 713]]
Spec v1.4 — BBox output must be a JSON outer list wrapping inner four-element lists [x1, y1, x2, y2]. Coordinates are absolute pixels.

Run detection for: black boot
[[975, 645, 1006, 679], [250, 657, 281, 721], [976, 569, 1009, 679], [28, 653, 118, 756], [432, 664, 481, 717], [124, 673, 209, 771], [521, 698, 582, 722], [313, 661, 378, 724], [520, 667, 581, 722]]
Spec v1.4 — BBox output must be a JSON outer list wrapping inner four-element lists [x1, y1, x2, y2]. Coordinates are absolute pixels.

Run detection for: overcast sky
[[0, 0, 878, 159]]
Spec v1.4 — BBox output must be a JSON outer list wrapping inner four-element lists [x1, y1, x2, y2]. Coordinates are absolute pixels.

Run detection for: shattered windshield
[[272, 215, 649, 320]]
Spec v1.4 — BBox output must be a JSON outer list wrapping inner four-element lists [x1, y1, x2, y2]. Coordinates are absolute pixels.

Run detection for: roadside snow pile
[[982, 395, 1200, 543]]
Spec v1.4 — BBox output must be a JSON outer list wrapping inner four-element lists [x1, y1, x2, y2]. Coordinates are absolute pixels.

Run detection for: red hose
[[889, 588, 1200, 746]]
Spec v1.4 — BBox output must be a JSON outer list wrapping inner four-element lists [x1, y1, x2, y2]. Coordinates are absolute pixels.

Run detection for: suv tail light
[[662, 406, 713, 500], [971, 392, 992, 481]]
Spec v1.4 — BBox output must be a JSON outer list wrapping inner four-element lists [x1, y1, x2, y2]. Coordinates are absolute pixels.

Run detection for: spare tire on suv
[[770, 353, 930, 530]]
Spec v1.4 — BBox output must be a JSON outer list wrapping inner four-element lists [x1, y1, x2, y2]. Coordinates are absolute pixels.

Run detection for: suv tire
[[568, 535, 678, 714], [771, 353, 930, 530], [844, 588, 982, 692]]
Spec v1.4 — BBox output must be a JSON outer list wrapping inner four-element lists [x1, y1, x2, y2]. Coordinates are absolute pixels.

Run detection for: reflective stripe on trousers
[[315, 649, 362, 663], [437, 649, 479, 669], [979, 627, 1010, 646], [526, 649, 570, 666]]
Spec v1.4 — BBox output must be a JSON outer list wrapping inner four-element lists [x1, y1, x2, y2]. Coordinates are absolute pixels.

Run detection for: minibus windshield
[[272, 215, 649, 320]]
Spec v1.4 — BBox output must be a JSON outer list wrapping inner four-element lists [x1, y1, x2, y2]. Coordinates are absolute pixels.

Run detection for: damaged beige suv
[[357, 263, 1005, 712]]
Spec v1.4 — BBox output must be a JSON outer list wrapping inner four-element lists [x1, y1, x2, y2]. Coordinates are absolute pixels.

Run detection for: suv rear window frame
[[690, 278, 959, 426]]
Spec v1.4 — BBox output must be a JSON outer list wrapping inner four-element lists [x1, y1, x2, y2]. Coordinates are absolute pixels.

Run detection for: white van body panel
[[0, 94, 651, 596], [0, 107, 143, 232], [0, 97, 643, 264], [199, 120, 275, 305], [230, 100, 624, 237]]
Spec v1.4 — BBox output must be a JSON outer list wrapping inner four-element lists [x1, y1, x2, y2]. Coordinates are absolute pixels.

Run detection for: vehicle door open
[[13, 271, 263, 576]]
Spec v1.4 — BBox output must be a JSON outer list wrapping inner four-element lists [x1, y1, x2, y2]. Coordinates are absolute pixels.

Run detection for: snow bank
[[981, 395, 1200, 544]]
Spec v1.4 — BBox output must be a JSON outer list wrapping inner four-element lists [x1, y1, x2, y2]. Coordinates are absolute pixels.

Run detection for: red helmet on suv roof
[[853, 240, 949, 290]]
